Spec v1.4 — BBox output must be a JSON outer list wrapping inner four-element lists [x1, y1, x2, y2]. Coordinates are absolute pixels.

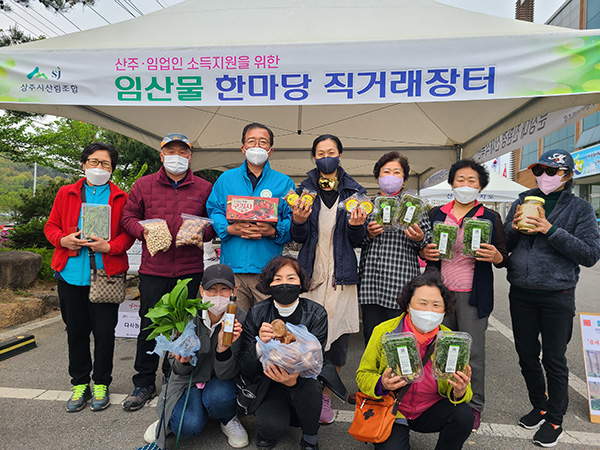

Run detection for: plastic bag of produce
[[140, 218, 172, 257], [81, 203, 111, 241], [256, 323, 323, 379], [432, 330, 472, 381], [148, 320, 202, 367], [461, 218, 492, 257], [175, 214, 212, 248], [432, 222, 459, 260], [394, 193, 426, 230], [381, 332, 424, 383]]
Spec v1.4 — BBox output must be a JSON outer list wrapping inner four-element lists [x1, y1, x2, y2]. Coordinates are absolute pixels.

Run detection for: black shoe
[[533, 421, 563, 447], [123, 385, 156, 411], [257, 435, 276, 450], [299, 438, 319, 450], [518, 408, 547, 429], [348, 392, 357, 405]]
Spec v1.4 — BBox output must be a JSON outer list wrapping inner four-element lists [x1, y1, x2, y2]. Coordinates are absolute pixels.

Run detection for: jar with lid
[[518, 196, 545, 232]]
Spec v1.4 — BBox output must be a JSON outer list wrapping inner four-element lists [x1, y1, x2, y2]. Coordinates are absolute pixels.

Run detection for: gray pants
[[442, 290, 488, 413]]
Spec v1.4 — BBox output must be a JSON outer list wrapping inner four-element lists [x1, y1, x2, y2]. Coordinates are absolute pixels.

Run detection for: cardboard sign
[[579, 312, 600, 424]]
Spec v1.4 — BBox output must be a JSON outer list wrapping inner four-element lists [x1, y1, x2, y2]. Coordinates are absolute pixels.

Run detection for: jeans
[[133, 272, 203, 387], [375, 399, 474, 450], [509, 285, 575, 425], [169, 377, 237, 438]]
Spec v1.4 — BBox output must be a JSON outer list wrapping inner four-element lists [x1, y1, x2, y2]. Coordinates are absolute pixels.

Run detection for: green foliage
[[145, 279, 213, 341], [382, 333, 422, 382], [432, 332, 472, 380], [0, 247, 54, 281], [373, 196, 398, 228], [432, 223, 459, 259], [0, 25, 38, 46], [8, 1, 94, 13], [462, 218, 492, 257], [13, 176, 74, 225], [6, 218, 51, 249], [395, 194, 425, 228]]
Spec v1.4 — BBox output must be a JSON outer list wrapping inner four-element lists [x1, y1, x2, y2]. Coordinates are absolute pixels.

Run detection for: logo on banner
[[26, 66, 61, 80], [583, 319, 592, 327], [574, 156, 584, 175]]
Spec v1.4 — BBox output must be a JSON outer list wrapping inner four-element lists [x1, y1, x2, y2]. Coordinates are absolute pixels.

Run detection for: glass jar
[[518, 196, 545, 232]]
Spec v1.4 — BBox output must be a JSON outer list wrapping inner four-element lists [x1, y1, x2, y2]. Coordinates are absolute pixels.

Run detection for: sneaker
[[256, 434, 276, 450], [66, 384, 91, 412], [319, 394, 335, 425], [519, 408, 547, 430], [144, 420, 160, 444], [220, 416, 249, 448], [90, 384, 110, 411], [299, 438, 320, 450], [472, 408, 481, 431], [533, 422, 563, 448], [348, 392, 357, 405], [123, 385, 156, 411]]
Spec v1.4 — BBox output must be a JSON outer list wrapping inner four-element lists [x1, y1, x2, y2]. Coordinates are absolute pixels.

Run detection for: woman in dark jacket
[[290, 134, 367, 424], [238, 256, 345, 450]]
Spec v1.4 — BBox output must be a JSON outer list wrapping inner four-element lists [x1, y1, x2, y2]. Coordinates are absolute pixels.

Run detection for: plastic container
[[432, 222, 459, 260], [339, 193, 374, 214], [394, 194, 425, 230], [381, 332, 424, 383], [461, 218, 492, 257], [372, 196, 398, 229], [518, 196, 545, 233], [81, 203, 111, 241], [432, 331, 472, 380]]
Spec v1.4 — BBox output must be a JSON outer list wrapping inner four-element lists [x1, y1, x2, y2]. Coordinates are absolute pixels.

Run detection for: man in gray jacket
[[504, 149, 600, 448]]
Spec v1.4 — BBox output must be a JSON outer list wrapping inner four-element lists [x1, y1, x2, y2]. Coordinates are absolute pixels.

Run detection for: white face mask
[[245, 147, 269, 166], [206, 295, 230, 317], [274, 299, 299, 317], [452, 186, 479, 205], [163, 154, 189, 175], [85, 168, 111, 186], [409, 306, 444, 333]]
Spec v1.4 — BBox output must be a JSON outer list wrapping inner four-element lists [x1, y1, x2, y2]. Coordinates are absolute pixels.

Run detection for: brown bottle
[[221, 295, 237, 347]]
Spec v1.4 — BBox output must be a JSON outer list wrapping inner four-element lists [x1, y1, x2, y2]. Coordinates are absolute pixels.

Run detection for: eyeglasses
[[531, 165, 559, 177], [244, 138, 271, 148], [86, 159, 112, 169]]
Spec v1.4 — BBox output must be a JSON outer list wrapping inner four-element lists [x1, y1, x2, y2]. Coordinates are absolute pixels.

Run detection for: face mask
[[315, 156, 340, 175], [206, 295, 229, 317], [245, 147, 269, 166], [452, 186, 479, 204], [536, 173, 565, 195], [409, 306, 444, 333], [163, 154, 189, 175], [378, 175, 404, 195], [85, 168, 111, 186], [274, 300, 299, 317], [270, 284, 301, 305]]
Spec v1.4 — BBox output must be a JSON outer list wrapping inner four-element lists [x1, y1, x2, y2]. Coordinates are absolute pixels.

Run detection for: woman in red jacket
[[44, 142, 135, 413]]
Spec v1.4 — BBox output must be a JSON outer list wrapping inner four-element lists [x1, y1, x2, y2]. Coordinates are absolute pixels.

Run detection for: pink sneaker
[[319, 394, 335, 424]]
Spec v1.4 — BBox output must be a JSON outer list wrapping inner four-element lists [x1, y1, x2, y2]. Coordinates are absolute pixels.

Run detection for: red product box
[[226, 196, 279, 223]]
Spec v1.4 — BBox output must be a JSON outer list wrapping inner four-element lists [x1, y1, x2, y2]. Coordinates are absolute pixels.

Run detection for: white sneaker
[[220, 416, 249, 448], [143, 419, 171, 444]]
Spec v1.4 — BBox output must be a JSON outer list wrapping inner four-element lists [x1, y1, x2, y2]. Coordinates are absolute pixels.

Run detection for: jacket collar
[[440, 200, 483, 223], [305, 166, 359, 194], [241, 159, 272, 179], [157, 166, 194, 187], [66, 177, 125, 198]]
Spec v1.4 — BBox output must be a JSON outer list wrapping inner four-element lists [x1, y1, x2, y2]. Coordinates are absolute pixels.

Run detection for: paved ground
[[1, 266, 600, 449]]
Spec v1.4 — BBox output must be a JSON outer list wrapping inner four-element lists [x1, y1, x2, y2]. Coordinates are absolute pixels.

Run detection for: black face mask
[[270, 284, 301, 305]]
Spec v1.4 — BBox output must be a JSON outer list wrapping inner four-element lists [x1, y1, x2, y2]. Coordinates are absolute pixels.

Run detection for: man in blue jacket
[[504, 149, 600, 448], [207, 123, 295, 313]]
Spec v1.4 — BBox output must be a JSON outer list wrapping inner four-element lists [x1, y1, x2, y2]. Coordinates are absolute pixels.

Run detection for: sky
[[0, 0, 576, 38]]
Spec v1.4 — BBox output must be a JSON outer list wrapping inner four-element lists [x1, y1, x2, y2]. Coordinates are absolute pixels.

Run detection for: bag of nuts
[[140, 219, 172, 257], [176, 214, 213, 248]]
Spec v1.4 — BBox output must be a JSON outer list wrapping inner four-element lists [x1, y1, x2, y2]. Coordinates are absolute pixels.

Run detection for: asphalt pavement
[[1, 266, 600, 449]]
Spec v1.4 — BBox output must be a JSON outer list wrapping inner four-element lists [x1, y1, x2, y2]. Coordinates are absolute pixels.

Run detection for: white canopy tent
[[1, 0, 600, 188], [421, 171, 528, 203]]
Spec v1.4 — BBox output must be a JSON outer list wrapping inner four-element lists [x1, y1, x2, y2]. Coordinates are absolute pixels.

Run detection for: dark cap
[[161, 133, 191, 149], [202, 264, 235, 290], [528, 149, 574, 171]]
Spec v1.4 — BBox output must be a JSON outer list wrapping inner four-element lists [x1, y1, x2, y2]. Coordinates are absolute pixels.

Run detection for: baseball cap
[[202, 264, 235, 290], [161, 133, 191, 149], [528, 149, 574, 171]]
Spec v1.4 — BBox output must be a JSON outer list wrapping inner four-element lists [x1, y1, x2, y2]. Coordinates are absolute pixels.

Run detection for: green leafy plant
[[432, 223, 459, 259], [144, 278, 212, 341], [373, 196, 398, 228], [432, 331, 472, 380], [394, 194, 425, 229], [462, 218, 492, 257], [382, 332, 423, 383]]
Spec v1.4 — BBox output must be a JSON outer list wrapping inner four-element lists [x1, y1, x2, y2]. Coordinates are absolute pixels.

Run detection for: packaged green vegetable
[[372, 196, 398, 229], [461, 218, 492, 257], [432, 331, 472, 381], [432, 222, 458, 260], [381, 332, 424, 383], [81, 203, 111, 241], [394, 193, 425, 230]]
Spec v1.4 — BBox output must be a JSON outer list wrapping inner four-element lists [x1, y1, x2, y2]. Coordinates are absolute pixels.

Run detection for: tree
[[2, 1, 94, 13], [0, 25, 38, 46]]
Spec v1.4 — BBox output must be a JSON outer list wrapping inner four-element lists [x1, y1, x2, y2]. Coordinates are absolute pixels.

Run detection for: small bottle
[[221, 295, 237, 347], [518, 196, 545, 233]]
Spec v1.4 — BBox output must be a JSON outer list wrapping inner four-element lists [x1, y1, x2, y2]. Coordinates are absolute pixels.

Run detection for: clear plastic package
[[394, 194, 425, 230], [339, 193, 373, 214], [140, 218, 172, 257], [461, 218, 492, 257], [381, 332, 424, 383], [175, 214, 213, 248], [81, 203, 111, 241], [432, 330, 472, 380], [432, 222, 459, 260], [372, 196, 398, 229]]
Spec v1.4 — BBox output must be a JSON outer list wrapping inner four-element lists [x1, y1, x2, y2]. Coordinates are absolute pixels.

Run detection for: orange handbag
[[348, 391, 397, 443]]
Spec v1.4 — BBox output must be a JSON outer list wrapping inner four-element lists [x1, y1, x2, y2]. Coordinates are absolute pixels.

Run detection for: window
[[543, 124, 576, 153], [520, 142, 539, 170]]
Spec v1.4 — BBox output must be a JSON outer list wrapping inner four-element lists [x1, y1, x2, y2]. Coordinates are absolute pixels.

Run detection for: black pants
[[58, 280, 119, 386], [509, 285, 575, 425], [255, 377, 322, 440], [375, 399, 474, 450], [133, 272, 203, 388], [361, 304, 402, 346]]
